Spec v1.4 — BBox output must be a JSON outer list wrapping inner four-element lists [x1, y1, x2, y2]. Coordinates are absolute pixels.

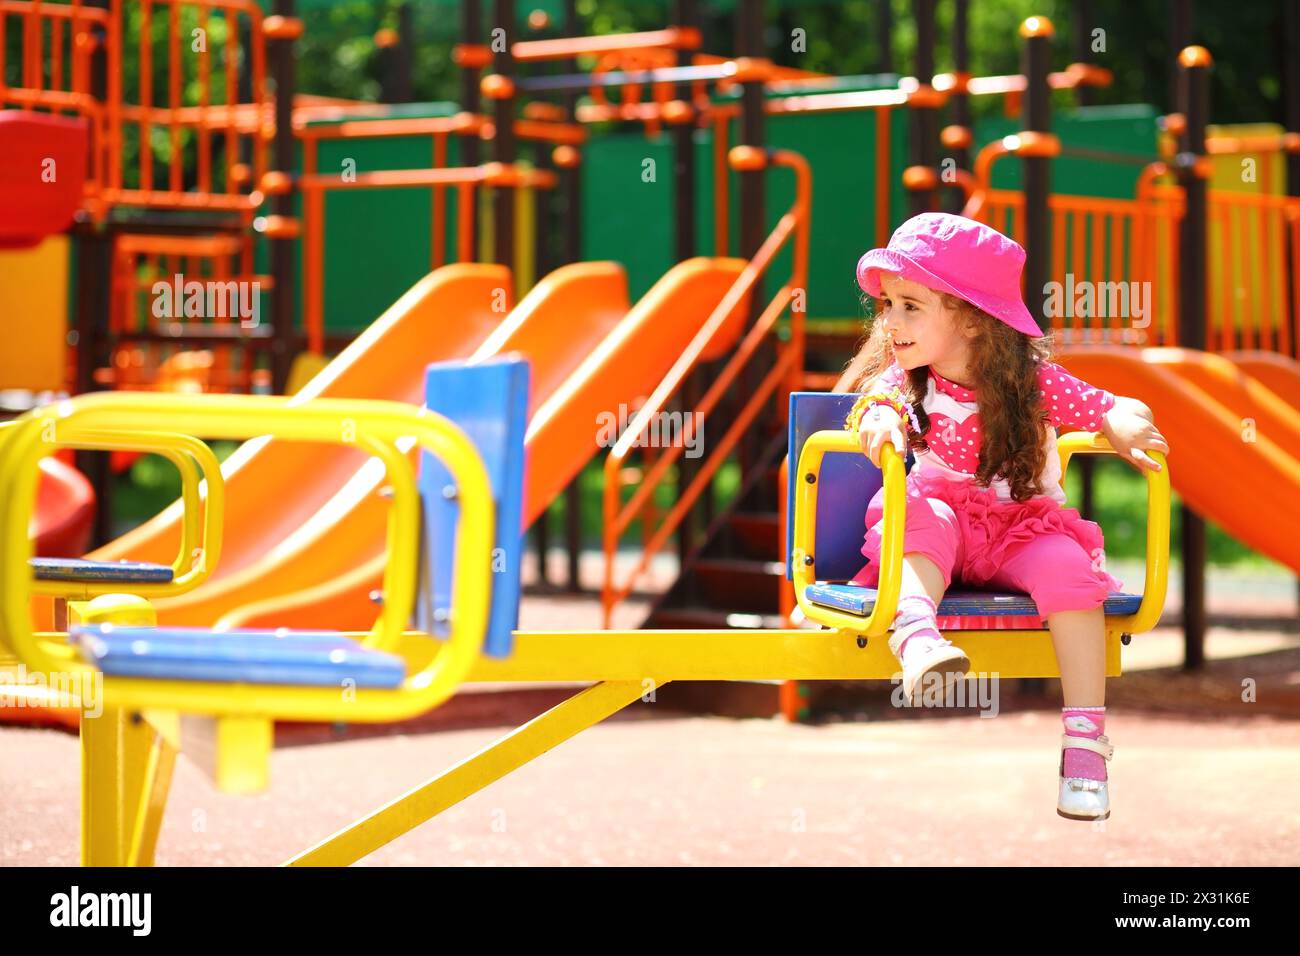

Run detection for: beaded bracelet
[[844, 385, 921, 435]]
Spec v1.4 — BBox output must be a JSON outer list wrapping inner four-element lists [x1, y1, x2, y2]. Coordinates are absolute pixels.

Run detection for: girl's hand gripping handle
[[856, 404, 906, 468]]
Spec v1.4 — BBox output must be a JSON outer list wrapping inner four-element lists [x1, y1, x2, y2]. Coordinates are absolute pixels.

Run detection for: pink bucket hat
[[856, 212, 1043, 337]]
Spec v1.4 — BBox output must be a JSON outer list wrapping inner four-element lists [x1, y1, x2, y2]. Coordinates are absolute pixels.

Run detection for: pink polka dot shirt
[[868, 360, 1116, 503]]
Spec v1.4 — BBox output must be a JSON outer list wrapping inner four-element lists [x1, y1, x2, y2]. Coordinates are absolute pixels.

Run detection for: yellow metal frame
[[0, 391, 495, 723], [0, 398, 1170, 868], [0, 423, 227, 597]]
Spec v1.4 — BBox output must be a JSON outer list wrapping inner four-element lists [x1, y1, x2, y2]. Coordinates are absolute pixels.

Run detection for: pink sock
[[892, 594, 943, 663], [1061, 706, 1107, 780]]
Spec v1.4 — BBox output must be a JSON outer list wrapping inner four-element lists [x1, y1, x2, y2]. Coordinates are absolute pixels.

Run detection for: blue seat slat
[[69, 625, 406, 688], [31, 557, 174, 584], [804, 583, 1143, 618], [417, 357, 528, 659]]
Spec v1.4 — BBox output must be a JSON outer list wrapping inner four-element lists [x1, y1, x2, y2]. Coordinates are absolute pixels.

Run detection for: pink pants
[[851, 479, 1122, 617]]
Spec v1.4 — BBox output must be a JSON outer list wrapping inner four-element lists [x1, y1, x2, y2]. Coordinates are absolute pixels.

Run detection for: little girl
[[839, 212, 1168, 821]]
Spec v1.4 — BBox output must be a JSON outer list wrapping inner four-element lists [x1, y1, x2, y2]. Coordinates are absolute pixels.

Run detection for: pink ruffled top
[[871, 359, 1116, 504]]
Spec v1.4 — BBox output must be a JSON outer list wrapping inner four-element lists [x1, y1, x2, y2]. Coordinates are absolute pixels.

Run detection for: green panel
[[767, 104, 910, 319], [975, 104, 1160, 199], [582, 101, 909, 321], [581, 133, 675, 305], [311, 133, 457, 332], [255, 102, 466, 335]]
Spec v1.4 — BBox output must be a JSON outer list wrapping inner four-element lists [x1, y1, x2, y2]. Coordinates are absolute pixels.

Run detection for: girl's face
[[876, 273, 975, 375]]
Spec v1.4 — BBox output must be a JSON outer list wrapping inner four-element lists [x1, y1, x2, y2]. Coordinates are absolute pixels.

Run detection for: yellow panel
[[285, 350, 331, 394], [0, 235, 69, 391], [1206, 122, 1285, 195]]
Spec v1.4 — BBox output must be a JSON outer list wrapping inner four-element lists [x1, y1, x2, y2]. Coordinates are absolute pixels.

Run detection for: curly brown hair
[[848, 293, 1055, 502]]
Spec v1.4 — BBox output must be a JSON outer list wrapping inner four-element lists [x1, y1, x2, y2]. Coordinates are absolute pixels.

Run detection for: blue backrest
[[785, 392, 909, 583], [416, 356, 529, 658]]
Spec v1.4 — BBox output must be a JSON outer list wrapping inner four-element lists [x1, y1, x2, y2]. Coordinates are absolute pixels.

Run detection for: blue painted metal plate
[[417, 356, 528, 659], [69, 625, 406, 688]]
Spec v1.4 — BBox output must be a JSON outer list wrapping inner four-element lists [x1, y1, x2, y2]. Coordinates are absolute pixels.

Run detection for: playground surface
[[5, 696, 1297, 867], [5, 607, 1298, 867]]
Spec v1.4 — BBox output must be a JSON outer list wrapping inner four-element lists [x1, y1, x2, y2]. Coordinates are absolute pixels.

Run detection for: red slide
[[33, 456, 95, 558]]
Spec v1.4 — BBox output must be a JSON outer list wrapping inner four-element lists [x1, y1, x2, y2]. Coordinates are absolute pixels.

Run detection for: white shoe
[[889, 624, 971, 706], [1057, 733, 1113, 821]]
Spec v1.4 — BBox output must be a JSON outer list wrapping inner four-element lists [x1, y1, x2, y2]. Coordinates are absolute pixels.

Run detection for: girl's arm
[[1101, 396, 1170, 472], [1037, 361, 1170, 473]]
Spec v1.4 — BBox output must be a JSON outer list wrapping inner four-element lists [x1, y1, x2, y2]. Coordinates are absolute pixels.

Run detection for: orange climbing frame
[[601, 147, 811, 627], [2, 0, 270, 217]]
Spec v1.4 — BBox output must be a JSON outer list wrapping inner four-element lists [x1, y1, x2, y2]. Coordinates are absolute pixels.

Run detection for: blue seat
[[804, 583, 1142, 618], [65, 357, 530, 686], [31, 557, 174, 584], [785, 392, 1143, 620], [69, 625, 406, 688]]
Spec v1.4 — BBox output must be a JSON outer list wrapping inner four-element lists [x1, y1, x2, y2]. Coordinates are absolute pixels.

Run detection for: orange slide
[[89, 257, 748, 630], [1060, 347, 1300, 573]]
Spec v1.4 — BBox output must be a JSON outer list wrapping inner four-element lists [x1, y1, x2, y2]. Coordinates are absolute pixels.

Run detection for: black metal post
[[736, 0, 765, 267], [461, 0, 482, 259], [268, 0, 297, 394], [1021, 16, 1053, 332], [946, 0, 971, 212], [1072, 0, 1095, 107], [70, 0, 113, 544], [1169, 0, 1193, 115], [1177, 46, 1211, 670], [736, 0, 766, 477], [492, 0, 516, 269], [562, 0, 583, 591], [674, 0, 703, 568], [381, 2, 414, 103], [907, 0, 938, 214], [877, 0, 893, 74], [1069, 1, 1101, 509]]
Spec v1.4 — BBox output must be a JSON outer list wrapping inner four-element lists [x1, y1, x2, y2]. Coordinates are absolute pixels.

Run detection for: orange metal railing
[[935, 62, 1113, 118], [966, 141, 1184, 346], [295, 112, 581, 354], [1, 0, 109, 202], [966, 136, 1300, 355], [3, 0, 270, 216], [105, 0, 269, 213], [104, 231, 272, 392], [1205, 188, 1300, 355], [600, 146, 811, 628]]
